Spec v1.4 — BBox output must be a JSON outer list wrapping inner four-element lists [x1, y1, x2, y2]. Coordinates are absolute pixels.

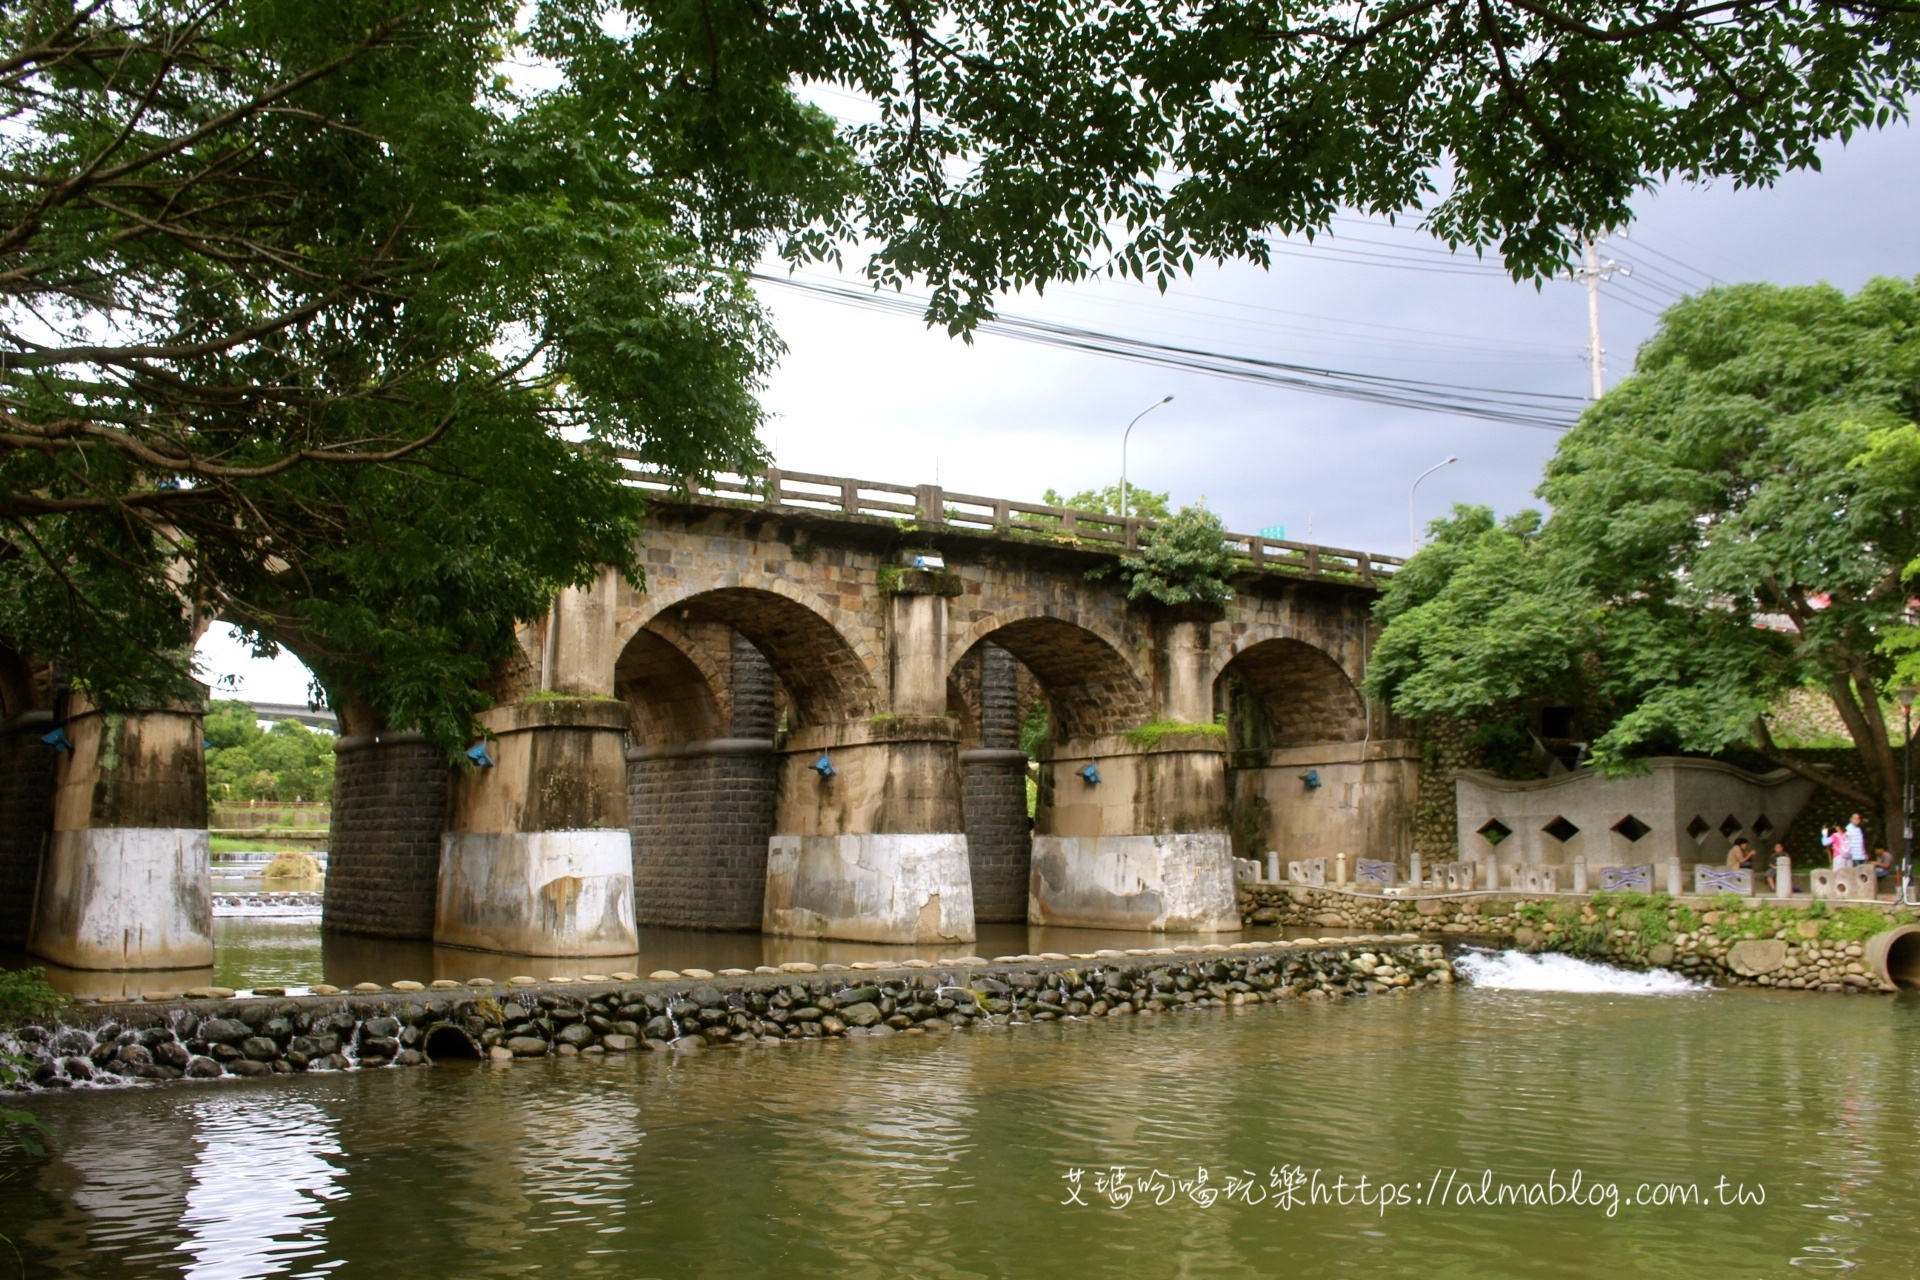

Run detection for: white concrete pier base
[[30, 828, 213, 970], [763, 833, 975, 944], [1028, 833, 1240, 932], [435, 830, 638, 956]]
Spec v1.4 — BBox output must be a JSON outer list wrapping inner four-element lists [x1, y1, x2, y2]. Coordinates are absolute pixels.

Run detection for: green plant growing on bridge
[[1121, 720, 1228, 749], [1095, 506, 1236, 608]]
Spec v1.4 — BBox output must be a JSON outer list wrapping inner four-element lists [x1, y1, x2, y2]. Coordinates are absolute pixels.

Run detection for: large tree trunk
[[1825, 664, 1905, 856]]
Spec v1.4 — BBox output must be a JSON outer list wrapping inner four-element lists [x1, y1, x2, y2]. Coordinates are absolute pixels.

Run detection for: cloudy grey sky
[[758, 121, 1920, 559], [198, 121, 1920, 701]]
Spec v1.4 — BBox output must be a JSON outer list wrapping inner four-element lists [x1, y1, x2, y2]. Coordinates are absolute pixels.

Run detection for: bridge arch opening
[[638, 587, 875, 729], [615, 624, 728, 747], [1215, 638, 1365, 751], [952, 616, 1151, 743]]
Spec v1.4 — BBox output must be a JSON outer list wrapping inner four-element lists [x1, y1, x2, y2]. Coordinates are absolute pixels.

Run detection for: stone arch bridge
[[3, 469, 1418, 968]]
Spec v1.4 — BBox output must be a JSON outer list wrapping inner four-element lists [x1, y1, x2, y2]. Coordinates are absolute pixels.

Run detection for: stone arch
[[620, 584, 877, 727], [1215, 637, 1366, 749], [948, 612, 1151, 740], [614, 623, 727, 748]]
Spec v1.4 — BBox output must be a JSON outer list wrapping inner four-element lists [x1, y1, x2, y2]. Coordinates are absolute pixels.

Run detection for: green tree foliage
[[1098, 505, 1236, 607], [5, 0, 1915, 748], [0, 0, 843, 746], [1369, 279, 1920, 842], [1042, 484, 1171, 519], [203, 701, 336, 802]]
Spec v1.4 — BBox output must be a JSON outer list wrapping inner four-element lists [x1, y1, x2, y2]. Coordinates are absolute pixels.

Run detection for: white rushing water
[[1456, 949, 1706, 995]]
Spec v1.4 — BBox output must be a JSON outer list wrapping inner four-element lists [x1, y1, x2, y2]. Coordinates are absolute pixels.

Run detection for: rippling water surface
[[6, 983, 1919, 1278]]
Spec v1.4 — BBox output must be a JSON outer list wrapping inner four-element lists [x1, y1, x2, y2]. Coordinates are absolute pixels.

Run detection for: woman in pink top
[[1825, 825, 1850, 870]]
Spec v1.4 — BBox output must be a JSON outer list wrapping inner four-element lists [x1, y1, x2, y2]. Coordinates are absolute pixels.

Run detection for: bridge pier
[[628, 634, 778, 930], [323, 730, 448, 939], [1027, 610, 1238, 932], [436, 572, 638, 956], [0, 709, 56, 946], [763, 573, 974, 944], [1029, 732, 1239, 931], [30, 694, 213, 970], [962, 644, 1031, 922]]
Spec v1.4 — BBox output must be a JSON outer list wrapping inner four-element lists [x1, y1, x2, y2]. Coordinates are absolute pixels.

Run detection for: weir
[[7, 467, 1414, 968]]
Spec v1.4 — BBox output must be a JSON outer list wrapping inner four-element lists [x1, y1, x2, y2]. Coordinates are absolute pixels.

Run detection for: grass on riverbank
[[211, 836, 318, 855]]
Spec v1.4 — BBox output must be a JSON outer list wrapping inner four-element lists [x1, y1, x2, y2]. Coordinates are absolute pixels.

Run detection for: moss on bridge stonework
[[1241, 884, 1915, 992]]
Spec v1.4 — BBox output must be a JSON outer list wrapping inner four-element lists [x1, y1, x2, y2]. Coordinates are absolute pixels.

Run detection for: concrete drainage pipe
[[1864, 926, 1920, 989]]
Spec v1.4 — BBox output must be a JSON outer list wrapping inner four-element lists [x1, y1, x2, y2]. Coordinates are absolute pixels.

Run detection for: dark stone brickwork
[[0, 722, 56, 945], [323, 734, 449, 939], [730, 634, 775, 737], [965, 647, 1031, 922], [964, 758, 1031, 921], [629, 748, 776, 930]]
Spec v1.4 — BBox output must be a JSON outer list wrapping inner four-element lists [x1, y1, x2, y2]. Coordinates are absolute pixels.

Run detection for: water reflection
[[176, 1097, 344, 1279], [10, 991, 1920, 1277]]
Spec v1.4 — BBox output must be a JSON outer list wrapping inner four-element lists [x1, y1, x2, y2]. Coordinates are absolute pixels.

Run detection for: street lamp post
[[1119, 395, 1174, 519], [1901, 686, 1917, 904], [1409, 457, 1459, 556]]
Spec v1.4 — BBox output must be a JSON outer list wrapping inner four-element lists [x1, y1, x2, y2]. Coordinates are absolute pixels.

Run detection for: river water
[[5, 957, 1919, 1278]]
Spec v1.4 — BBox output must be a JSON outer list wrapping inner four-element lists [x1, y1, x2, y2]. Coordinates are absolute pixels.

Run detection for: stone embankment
[[1241, 884, 1915, 993], [4, 939, 1456, 1093]]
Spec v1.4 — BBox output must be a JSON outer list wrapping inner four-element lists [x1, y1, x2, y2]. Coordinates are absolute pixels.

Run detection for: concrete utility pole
[[1119, 395, 1173, 518], [1574, 238, 1623, 400]]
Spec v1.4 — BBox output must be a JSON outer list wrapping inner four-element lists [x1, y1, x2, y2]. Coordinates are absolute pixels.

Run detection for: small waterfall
[[1456, 950, 1705, 995]]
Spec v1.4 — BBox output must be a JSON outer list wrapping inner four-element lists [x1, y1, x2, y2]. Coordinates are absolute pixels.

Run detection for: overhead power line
[[754, 272, 1585, 430]]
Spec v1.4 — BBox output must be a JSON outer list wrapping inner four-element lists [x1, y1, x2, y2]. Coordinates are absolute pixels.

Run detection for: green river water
[[3, 962, 1918, 1279]]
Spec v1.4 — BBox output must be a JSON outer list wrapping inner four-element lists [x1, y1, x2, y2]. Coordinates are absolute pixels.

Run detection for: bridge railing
[[614, 453, 1404, 585]]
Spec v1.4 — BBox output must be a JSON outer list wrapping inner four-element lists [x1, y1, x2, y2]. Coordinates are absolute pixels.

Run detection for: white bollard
[[1665, 857, 1684, 897], [1335, 852, 1349, 887], [1482, 855, 1498, 891], [1571, 855, 1588, 894], [1266, 850, 1281, 884], [1409, 851, 1423, 889], [1775, 855, 1793, 898]]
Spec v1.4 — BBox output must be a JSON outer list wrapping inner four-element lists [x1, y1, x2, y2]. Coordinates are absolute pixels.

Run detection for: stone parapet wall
[[628, 748, 777, 929], [323, 736, 448, 940], [1240, 883, 1912, 992], [2, 939, 1455, 1092]]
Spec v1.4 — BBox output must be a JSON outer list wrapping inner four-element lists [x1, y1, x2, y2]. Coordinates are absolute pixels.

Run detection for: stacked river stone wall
[[1241, 884, 1912, 993], [2, 940, 1454, 1092]]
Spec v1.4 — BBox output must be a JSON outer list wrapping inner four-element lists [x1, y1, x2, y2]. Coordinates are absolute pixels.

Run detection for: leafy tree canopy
[[4, 0, 1916, 749], [1043, 484, 1172, 519], [203, 701, 336, 802], [1368, 278, 1920, 841]]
